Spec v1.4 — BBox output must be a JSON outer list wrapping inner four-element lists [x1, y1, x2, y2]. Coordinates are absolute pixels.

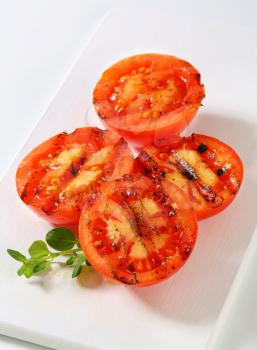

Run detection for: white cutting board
[[0, 7, 257, 350]]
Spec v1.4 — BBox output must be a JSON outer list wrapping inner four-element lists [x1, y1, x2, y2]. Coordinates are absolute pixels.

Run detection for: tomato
[[138, 134, 243, 220], [79, 174, 197, 286], [16, 127, 134, 225], [93, 53, 205, 147]]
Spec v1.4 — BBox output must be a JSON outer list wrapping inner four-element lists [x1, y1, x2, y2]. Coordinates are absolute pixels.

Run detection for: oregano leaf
[[33, 260, 51, 274], [46, 227, 77, 251], [66, 256, 76, 266], [7, 249, 26, 262], [86, 259, 92, 267], [23, 264, 35, 279], [28, 240, 49, 258], [72, 255, 86, 278], [72, 265, 82, 278], [17, 264, 26, 276]]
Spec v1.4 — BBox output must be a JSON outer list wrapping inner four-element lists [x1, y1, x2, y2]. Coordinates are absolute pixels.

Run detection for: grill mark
[[20, 169, 51, 204], [197, 143, 208, 154], [139, 150, 167, 180], [38, 149, 87, 194], [41, 206, 55, 216], [168, 206, 176, 216], [140, 151, 156, 168], [195, 73, 201, 83], [142, 148, 221, 205], [70, 163, 78, 177], [182, 168, 197, 180], [23, 136, 69, 202], [20, 183, 28, 201], [107, 139, 125, 169], [93, 128, 105, 148], [170, 151, 198, 180], [131, 186, 179, 268], [100, 139, 128, 180], [128, 200, 151, 241], [112, 271, 137, 285], [217, 167, 226, 176], [42, 143, 114, 203], [104, 201, 146, 279], [169, 151, 218, 203], [194, 182, 219, 203], [190, 136, 240, 195], [125, 197, 162, 270]]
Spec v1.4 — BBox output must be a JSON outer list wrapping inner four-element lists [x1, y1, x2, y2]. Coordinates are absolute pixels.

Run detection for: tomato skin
[[16, 127, 134, 225], [79, 175, 197, 287], [94, 53, 205, 147], [100, 120, 190, 149], [138, 134, 244, 220]]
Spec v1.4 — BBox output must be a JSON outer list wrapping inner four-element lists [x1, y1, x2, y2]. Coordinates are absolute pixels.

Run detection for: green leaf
[[7, 249, 26, 262], [46, 227, 77, 251], [72, 265, 82, 278], [85, 259, 91, 267], [24, 264, 35, 279], [72, 255, 86, 278], [33, 260, 51, 274], [66, 256, 76, 266], [17, 264, 26, 276], [28, 240, 49, 258]]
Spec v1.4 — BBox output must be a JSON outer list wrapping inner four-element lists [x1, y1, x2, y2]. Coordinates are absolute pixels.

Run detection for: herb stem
[[7, 227, 89, 279], [49, 248, 81, 258]]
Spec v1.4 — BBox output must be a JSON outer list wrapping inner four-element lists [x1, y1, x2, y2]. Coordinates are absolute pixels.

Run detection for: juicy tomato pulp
[[79, 175, 197, 286], [93, 53, 205, 147], [16, 128, 134, 225], [138, 134, 243, 220]]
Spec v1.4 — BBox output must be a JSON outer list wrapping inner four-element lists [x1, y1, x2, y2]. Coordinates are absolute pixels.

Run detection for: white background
[[0, 1, 256, 349]]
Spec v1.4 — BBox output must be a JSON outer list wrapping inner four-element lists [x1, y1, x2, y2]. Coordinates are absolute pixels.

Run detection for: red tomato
[[138, 134, 243, 220], [93, 53, 205, 147], [79, 174, 197, 286], [16, 127, 134, 225]]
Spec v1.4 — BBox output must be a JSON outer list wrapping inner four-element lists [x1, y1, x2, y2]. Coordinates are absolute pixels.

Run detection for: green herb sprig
[[7, 227, 91, 279]]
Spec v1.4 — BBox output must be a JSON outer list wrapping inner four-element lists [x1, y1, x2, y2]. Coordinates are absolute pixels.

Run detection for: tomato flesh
[[16, 127, 134, 225], [79, 175, 197, 286], [138, 134, 243, 220], [93, 53, 205, 147]]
